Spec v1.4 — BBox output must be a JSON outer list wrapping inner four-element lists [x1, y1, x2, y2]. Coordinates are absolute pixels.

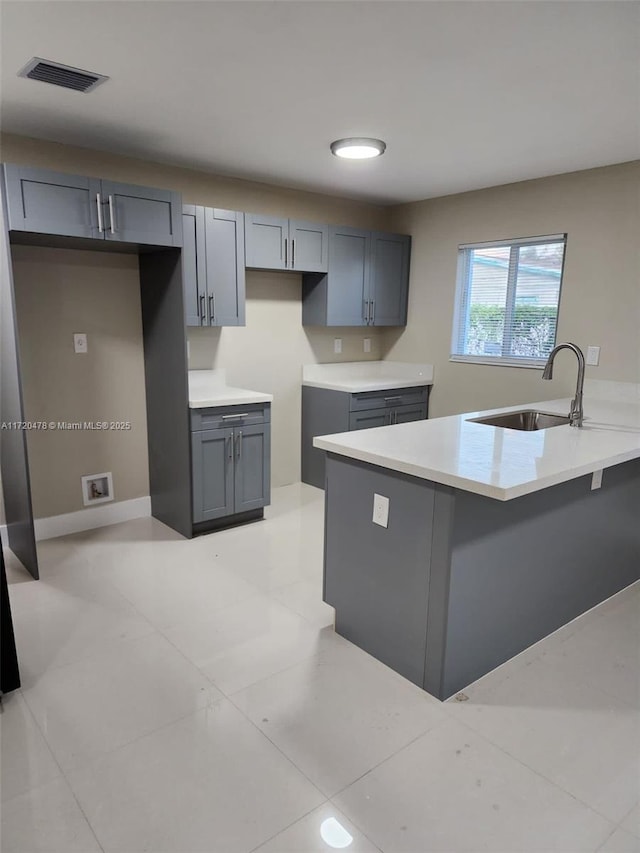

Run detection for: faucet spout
[[541, 343, 585, 427]]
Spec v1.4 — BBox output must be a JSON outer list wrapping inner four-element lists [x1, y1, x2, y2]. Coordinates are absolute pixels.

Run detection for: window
[[451, 234, 567, 367]]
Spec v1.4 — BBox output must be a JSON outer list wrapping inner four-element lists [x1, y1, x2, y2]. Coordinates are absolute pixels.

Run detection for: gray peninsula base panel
[[323, 454, 640, 700]]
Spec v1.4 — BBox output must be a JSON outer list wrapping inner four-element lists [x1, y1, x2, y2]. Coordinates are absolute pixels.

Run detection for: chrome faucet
[[542, 342, 585, 427]]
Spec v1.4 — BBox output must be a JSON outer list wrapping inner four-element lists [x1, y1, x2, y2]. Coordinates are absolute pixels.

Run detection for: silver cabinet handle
[[227, 433, 233, 459], [284, 238, 288, 268], [222, 413, 249, 420], [209, 294, 214, 323], [384, 396, 402, 403], [393, 410, 397, 424], [371, 299, 375, 324], [96, 193, 103, 233], [363, 300, 369, 323], [291, 238, 295, 268], [199, 294, 205, 323], [108, 195, 116, 234], [236, 430, 242, 458]]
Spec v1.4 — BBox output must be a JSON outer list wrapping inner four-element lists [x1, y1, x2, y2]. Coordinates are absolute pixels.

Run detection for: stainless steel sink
[[468, 410, 571, 431]]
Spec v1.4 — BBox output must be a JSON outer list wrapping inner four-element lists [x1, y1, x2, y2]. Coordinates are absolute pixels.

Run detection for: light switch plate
[[586, 345, 600, 366], [372, 493, 389, 528], [591, 469, 603, 490], [74, 333, 88, 354], [334, 338, 342, 354]]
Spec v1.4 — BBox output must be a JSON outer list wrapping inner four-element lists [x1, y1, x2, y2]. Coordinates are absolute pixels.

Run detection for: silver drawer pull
[[384, 396, 402, 402], [222, 413, 250, 420]]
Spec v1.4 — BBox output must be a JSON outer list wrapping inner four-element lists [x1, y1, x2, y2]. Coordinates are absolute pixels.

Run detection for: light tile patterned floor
[[2, 483, 639, 853]]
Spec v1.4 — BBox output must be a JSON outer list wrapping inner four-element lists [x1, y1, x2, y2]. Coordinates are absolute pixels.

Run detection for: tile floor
[[2, 482, 639, 853]]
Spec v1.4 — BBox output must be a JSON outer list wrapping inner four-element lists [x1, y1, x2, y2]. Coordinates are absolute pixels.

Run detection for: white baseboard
[[29, 496, 151, 541]]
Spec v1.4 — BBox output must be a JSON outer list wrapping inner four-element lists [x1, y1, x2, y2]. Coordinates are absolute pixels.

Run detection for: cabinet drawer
[[349, 386, 428, 412], [349, 409, 389, 431], [392, 403, 428, 425], [190, 403, 270, 432]]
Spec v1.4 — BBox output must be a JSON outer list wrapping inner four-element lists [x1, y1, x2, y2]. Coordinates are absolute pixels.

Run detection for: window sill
[[450, 355, 546, 370]]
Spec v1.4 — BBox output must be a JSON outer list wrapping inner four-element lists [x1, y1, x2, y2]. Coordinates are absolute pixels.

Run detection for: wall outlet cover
[[591, 469, 603, 490], [372, 493, 389, 528], [74, 333, 88, 354], [333, 338, 342, 354], [586, 345, 601, 366], [363, 337, 371, 353], [81, 471, 114, 506]]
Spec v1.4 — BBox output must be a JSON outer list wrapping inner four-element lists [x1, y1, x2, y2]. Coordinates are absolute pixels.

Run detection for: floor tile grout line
[[245, 800, 330, 853], [451, 713, 623, 828], [7, 691, 106, 853]]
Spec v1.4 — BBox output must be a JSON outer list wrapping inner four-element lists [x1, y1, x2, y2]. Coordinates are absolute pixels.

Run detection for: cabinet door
[[233, 423, 271, 513], [326, 226, 370, 326], [3, 165, 101, 239], [205, 208, 246, 326], [244, 213, 288, 270], [290, 219, 328, 272], [392, 403, 428, 425], [192, 428, 235, 522], [101, 180, 182, 247], [349, 409, 389, 431], [369, 232, 410, 326], [182, 206, 207, 326]]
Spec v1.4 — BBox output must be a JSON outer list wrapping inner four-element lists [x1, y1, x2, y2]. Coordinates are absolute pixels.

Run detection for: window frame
[[450, 233, 567, 369]]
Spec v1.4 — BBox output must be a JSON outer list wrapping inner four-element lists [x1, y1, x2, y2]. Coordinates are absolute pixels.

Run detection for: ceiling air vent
[[18, 58, 109, 93]]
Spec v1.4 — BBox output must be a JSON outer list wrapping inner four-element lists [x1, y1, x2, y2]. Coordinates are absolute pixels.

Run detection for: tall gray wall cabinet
[[191, 404, 271, 531], [302, 385, 429, 489], [182, 205, 245, 326], [244, 213, 328, 273], [4, 165, 182, 247], [1, 163, 191, 578], [302, 228, 410, 327]]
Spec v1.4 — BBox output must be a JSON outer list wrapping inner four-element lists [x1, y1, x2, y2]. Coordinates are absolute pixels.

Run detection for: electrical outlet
[[372, 493, 389, 528], [334, 338, 342, 354], [586, 345, 600, 366], [591, 469, 603, 490], [73, 333, 88, 354], [363, 338, 371, 353]]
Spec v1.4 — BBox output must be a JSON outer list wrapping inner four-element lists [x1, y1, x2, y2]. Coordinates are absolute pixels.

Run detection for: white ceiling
[[1, 1, 638, 204]]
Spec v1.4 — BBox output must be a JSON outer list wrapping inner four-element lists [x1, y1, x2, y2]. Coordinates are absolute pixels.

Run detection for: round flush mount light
[[330, 137, 386, 160]]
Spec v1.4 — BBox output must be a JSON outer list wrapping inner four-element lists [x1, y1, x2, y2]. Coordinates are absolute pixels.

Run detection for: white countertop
[[302, 361, 434, 393], [188, 369, 273, 408], [313, 395, 640, 500]]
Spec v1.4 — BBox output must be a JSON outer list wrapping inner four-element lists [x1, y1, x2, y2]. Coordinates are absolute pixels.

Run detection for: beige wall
[[11, 246, 148, 518], [1, 134, 389, 514], [384, 162, 640, 417]]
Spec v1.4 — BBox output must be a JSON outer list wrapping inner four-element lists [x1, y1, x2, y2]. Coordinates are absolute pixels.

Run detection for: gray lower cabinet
[[302, 385, 429, 488], [302, 227, 410, 327], [245, 213, 328, 273], [3, 165, 182, 247], [182, 205, 245, 327], [191, 404, 271, 525]]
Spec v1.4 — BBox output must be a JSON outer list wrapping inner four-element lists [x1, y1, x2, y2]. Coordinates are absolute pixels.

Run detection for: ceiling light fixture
[[330, 138, 386, 160]]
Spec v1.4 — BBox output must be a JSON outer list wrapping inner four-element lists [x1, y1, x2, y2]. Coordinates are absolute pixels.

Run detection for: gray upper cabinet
[[3, 165, 101, 239], [100, 180, 182, 247], [181, 205, 245, 327], [244, 213, 288, 269], [289, 219, 328, 272], [245, 213, 328, 273], [3, 165, 182, 247], [368, 232, 410, 326], [302, 227, 410, 327]]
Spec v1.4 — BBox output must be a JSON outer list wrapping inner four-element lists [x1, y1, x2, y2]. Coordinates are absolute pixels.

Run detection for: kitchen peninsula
[[315, 394, 640, 700]]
